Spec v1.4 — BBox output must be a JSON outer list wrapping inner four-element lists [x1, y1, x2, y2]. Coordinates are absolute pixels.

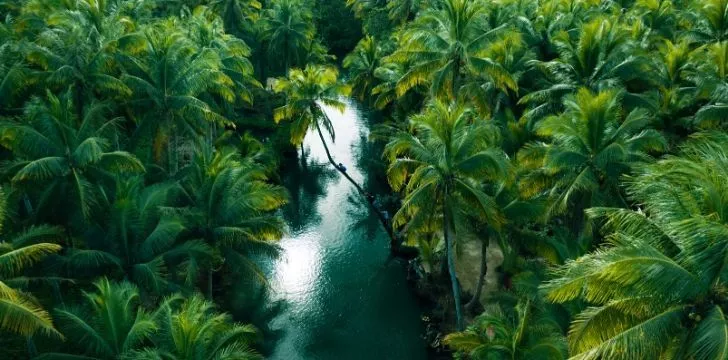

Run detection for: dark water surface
[[268, 100, 426, 360]]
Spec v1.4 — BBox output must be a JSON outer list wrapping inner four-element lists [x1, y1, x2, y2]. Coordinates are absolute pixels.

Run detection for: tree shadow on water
[[281, 155, 338, 231]]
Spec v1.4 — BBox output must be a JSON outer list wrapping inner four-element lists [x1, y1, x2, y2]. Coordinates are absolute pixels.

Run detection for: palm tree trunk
[[313, 121, 398, 245], [300, 143, 306, 168], [207, 268, 213, 301], [443, 194, 464, 331], [465, 238, 488, 311]]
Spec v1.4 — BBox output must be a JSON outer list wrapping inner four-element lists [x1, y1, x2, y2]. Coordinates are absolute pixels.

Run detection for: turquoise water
[[269, 100, 426, 359]]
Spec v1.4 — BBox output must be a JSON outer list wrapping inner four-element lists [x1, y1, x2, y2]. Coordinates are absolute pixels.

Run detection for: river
[[268, 99, 426, 359]]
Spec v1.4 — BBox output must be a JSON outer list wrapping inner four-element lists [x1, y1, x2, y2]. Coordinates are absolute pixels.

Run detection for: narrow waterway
[[269, 99, 426, 359]]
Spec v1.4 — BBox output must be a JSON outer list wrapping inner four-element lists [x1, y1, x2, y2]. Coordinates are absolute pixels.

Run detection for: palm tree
[[24, 0, 133, 119], [176, 145, 288, 298], [64, 178, 214, 295], [384, 100, 509, 330], [121, 22, 234, 173], [693, 41, 728, 129], [207, 0, 262, 36], [685, 0, 728, 44], [261, 0, 315, 74], [542, 131, 728, 360], [520, 18, 649, 120], [518, 88, 666, 218], [444, 300, 567, 359], [39, 279, 160, 359], [386, 0, 513, 100], [186, 8, 261, 109], [0, 91, 144, 223], [0, 187, 63, 338], [387, 0, 425, 26], [130, 294, 263, 360], [343, 35, 381, 102], [272, 64, 350, 165]]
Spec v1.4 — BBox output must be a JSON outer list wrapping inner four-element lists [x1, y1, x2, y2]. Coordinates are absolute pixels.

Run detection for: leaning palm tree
[[384, 100, 509, 330], [130, 294, 263, 360], [0, 91, 144, 223], [542, 131, 728, 360], [273, 64, 350, 166], [176, 145, 288, 298], [518, 88, 666, 218], [0, 187, 63, 338]]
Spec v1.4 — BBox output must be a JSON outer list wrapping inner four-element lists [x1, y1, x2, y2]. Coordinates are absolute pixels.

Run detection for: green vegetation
[[2, 0, 728, 358]]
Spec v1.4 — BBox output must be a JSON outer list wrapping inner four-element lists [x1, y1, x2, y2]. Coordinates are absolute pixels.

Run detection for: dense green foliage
[[0, 0, 341, 358], [348, 0, 728, 358], [5, 0, 728, 358]]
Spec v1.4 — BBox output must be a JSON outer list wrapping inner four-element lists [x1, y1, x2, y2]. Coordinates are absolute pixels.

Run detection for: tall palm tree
[[0, 187, 63, 338], [24, 0, 133, 119], [542, 131, 728, 360], [261, 0, 315, 74], [131, 294, 263, 360], [343, 35, 381, 102], [273, 64, 350, 163], [520, 18, 648, 120], [384, 100, 509, 330], [0, 91, 144, 223], [176, 145, 287, 298], [386, 0, 513, 100], [518, 88, 666, 218], [121, 22, 234, 173]]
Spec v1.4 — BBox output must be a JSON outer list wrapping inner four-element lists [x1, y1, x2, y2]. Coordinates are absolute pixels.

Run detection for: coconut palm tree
[[0, 187, 63, 338], [63, 178, 214, 295], [121, 22, 234, 173], [0, 91, 144, 223], [386, 0, 514, 100], [207, 0, 262, 36], [130, 294, 263, 360], [542, 131, 728, 360], [23, 0, 133, 119], [343, 35, 381, 102], [272, 64, 350, 163], [39, 279, 160, 359], [175, 145, 287, 298], [261, 0, 315, 74], [693, 41, 728, 129], [520, 18, 649, 120], [384, 100, 509, 330], [518, 88, 666, 218], [685, 0, 728, 44], [445, 300, 567, 359]]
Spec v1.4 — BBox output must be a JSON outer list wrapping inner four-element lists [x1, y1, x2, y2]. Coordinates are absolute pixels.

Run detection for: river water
[[268, 99, 426, 359]]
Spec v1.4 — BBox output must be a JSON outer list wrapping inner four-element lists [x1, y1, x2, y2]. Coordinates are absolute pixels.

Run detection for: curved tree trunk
[[314, 120, 397, 246], [443, 198, 464, 331], [465, 237, 488, 311]]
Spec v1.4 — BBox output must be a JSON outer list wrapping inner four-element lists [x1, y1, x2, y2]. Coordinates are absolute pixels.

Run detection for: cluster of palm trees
[[0, 0, 335, 357], [345, 0, 728, 358]]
